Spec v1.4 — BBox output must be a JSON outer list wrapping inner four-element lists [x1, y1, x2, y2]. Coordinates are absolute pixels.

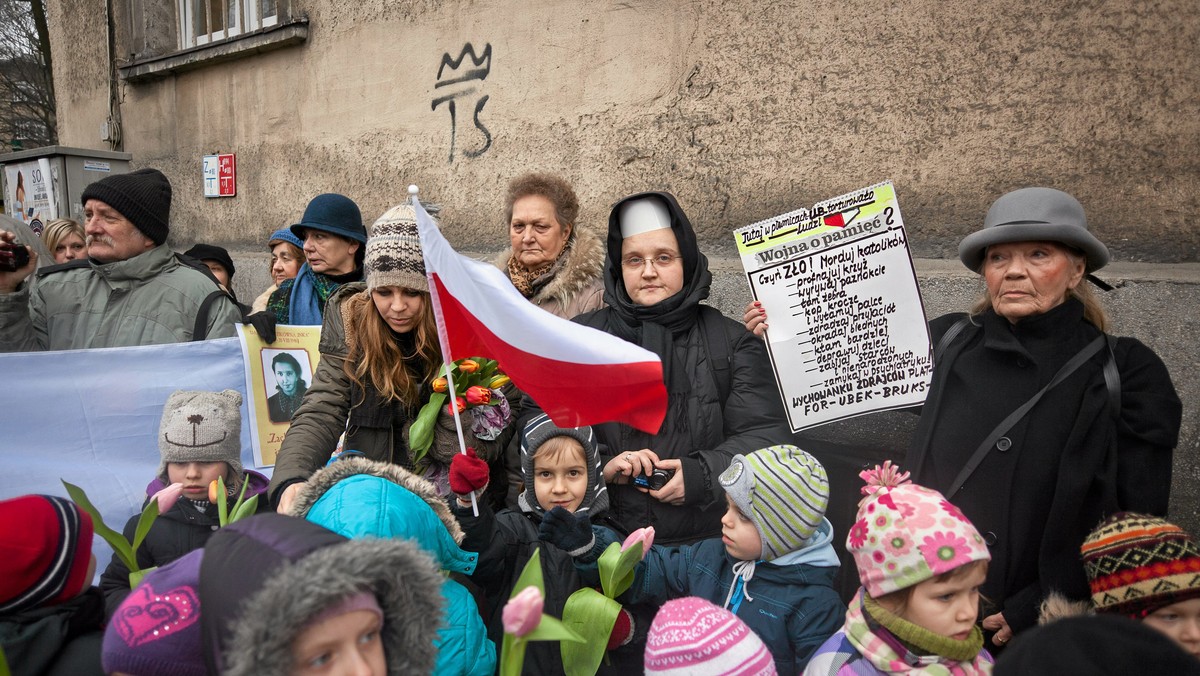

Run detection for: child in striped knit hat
[[540, 444, 845, 675]]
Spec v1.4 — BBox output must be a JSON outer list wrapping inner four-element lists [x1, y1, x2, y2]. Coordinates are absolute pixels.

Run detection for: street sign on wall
[[203, 154, 236, 197]]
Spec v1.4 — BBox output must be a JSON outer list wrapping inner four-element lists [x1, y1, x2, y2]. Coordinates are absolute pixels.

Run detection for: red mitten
[[449, 447, 490, 496], [606, 607, 634, 650]]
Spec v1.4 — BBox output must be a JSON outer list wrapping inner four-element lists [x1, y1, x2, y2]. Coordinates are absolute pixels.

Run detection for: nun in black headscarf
[[567, 191, 790, 545]]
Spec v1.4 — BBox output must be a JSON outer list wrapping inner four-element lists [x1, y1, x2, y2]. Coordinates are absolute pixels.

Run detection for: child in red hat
[[0, 494, 104, 676]]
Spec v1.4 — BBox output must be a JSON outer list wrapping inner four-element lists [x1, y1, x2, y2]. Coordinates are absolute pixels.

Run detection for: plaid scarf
[[843, 590, 993, 675]]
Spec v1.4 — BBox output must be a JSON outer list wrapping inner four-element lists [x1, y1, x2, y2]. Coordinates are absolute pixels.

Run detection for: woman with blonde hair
[[42, 218, 86, 263], [269, 203, 503, 513]]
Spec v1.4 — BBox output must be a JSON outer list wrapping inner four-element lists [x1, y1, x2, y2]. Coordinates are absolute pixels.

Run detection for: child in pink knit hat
[[645, 597, 777, 676], [804, 462, 994, 675]]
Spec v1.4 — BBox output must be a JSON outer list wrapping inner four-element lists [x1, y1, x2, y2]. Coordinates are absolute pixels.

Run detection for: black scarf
[[601, 191, 713, 440]]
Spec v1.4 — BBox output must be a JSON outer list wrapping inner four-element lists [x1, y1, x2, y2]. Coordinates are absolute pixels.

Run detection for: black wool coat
[[907, 299, 1181, 633]]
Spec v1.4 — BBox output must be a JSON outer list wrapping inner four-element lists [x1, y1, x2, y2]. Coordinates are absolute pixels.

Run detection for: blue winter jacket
[[578, 518, 846, 675], [294, 462, 496, 676]]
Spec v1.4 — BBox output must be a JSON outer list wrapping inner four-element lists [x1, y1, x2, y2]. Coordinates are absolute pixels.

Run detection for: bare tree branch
[[0, 0, 56, 149]]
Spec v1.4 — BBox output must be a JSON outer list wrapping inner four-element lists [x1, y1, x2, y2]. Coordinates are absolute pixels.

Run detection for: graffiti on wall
[[432, 43, 493, 163]]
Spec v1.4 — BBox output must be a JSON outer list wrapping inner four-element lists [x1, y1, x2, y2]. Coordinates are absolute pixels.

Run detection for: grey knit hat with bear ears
[[157, 389, 244, 486]]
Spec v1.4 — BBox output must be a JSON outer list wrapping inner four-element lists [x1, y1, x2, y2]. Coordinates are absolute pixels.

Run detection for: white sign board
[[734, 182, 932, 431]]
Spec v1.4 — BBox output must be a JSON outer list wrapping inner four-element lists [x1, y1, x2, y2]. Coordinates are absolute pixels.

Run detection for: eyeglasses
[[621, 253, 681, 270]]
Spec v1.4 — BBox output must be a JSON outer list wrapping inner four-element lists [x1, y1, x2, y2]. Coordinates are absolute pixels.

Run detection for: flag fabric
[[413, 196, 668, 434], [0, 338, 259, 580]]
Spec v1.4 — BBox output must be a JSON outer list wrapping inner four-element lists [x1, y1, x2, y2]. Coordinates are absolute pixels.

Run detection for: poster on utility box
[[734, 182, 932, 431]]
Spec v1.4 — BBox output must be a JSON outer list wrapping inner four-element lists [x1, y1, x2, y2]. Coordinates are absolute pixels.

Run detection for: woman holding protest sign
[[907, 187, 1180, 648], [744, 188, 1181, 645], [557, 191, 791, 546], [269, 203, 509, 513]]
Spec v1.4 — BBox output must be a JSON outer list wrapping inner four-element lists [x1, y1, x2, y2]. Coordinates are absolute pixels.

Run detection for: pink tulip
[[621, 526, 655, 560], [502, 586, 543, 637], [152, 482, 184, 514]]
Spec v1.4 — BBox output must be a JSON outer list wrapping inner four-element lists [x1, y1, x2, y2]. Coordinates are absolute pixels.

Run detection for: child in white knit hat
[[804, 462, 993, 675], [541, 443, 845, 675], [97, 389, 270, 619]]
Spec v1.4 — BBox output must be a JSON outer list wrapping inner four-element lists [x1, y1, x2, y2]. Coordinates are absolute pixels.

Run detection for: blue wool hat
[[290, 194, 367, 244], [266, 228, 303, 250]]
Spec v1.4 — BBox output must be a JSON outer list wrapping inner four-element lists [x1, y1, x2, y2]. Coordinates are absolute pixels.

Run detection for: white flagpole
[[410, 185, 478, 516]]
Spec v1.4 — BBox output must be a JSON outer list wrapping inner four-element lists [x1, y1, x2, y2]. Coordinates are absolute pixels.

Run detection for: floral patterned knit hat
[[847, 461, 990, 597]]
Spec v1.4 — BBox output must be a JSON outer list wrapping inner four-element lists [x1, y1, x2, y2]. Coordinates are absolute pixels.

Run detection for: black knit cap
[[80, 168, 172, 245], [184, 243, 236, 280]]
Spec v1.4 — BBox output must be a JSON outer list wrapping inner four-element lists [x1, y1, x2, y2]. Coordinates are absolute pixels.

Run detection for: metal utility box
[[0, 146, 132, 236]]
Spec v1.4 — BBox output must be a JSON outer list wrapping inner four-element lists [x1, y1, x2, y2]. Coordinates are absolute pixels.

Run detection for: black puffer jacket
[[98, 471, 271, 618], [566, 191, 790, 545], [0, 588, 105, 676]]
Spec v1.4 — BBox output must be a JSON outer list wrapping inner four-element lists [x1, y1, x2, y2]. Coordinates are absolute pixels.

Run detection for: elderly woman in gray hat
[[903, 187, 1181, 649]]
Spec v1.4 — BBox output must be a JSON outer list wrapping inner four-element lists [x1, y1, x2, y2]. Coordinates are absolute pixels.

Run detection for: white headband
[[618, 197, 671, 238]]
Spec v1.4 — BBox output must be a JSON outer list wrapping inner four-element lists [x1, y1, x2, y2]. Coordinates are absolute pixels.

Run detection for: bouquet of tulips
[[409, 357, 512, 462]]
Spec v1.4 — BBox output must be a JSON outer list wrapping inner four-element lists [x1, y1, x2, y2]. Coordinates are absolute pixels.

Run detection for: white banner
[[0, 338, 267, 581]]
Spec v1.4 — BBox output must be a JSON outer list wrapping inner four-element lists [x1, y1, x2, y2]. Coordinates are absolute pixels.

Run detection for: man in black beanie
[[0, 168, 243, 351]]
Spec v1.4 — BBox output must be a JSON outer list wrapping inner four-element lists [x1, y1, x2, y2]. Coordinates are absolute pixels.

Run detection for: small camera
[[633, 468, 676, 491], [0, 242, 30, 272]]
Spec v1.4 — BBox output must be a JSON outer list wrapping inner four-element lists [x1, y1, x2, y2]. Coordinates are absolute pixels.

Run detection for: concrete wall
[[46, 0, 1200, 257], [44, 1, 1199, 527]]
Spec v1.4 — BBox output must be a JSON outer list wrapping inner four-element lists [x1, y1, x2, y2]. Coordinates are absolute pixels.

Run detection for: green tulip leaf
[[130, 499, 161, 556], [62, 480, 136, 571], [230, 494, 259, 523], [216, 476, 228, 526], [597, 541, 642, 599], [560, 588, 621, 676], [408, 394, 447, 458], [499, 634, 527, 676], [511, 548, 545, 597], [227, 474, 251, 517], [526, 614, 584, 643]]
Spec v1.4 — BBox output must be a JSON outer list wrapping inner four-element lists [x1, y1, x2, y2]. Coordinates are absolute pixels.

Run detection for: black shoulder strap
[[934, 316, 973, 363], [699, 306, 733, 406], [944, 335, 1109, 499], [1103, 334, 1121, 418], [192, 290, 229, 341]]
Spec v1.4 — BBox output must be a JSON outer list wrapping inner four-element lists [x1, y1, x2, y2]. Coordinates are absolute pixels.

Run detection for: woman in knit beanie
[[269, 203, 509, 511], [1079, 512, 1200, 660], [805, 462, 994, 675]]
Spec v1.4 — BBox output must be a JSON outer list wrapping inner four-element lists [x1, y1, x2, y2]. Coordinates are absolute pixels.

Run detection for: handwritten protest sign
[[735, 182, 932, 431], [239, 325, 322, 466]]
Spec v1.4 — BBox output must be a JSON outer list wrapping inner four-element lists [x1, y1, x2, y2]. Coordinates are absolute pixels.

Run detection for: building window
[[178, 0, 279, 48]]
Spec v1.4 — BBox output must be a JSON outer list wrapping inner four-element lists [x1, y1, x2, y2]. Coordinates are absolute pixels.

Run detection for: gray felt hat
[[958, 187, 1110, 273]]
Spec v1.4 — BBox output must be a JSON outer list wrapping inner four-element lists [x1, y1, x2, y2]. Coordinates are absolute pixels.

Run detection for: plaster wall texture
[[45, 0, 1200, 260], [41, 1, 1200, 525]]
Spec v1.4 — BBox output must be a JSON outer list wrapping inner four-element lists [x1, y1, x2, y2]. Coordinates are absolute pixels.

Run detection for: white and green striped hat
[[719, 444, 829, 560]]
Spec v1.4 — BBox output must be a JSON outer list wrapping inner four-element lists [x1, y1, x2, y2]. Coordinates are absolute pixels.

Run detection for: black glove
[[538, 506, 595, 556], [243, 311, 277, 344]]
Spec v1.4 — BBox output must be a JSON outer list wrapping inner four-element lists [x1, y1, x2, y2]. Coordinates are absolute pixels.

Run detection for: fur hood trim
[[287, 456, 465, 544], [493, 225, 604, 306], [1038, 592, 1095, 625], [224, 536, 443, 676]]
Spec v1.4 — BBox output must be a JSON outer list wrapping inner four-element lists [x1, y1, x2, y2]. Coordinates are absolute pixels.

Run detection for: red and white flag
[[414, 196, 667, 434]]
